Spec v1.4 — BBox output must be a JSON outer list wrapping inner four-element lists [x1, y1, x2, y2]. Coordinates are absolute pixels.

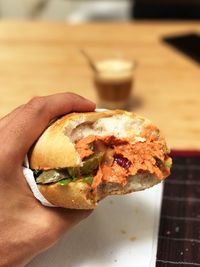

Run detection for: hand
[[0, 93, 95, 267]]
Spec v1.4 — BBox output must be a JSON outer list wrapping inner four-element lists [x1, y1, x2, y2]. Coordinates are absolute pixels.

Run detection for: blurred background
[[0, 0, 132, 21], [0, 0, 199, 21], [0, 0, 199, 144], [0, 2, 200, 267], [0, 0, 199, 147]]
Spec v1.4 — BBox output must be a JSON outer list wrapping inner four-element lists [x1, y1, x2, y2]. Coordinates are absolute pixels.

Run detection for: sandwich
[[29, 110, 172, 209]]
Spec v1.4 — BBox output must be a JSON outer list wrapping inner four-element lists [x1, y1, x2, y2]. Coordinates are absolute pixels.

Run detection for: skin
[[0, 93, 96, 267]]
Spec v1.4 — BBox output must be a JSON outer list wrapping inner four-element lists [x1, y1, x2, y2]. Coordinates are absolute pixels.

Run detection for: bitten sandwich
[[29, 110, 172, 209]]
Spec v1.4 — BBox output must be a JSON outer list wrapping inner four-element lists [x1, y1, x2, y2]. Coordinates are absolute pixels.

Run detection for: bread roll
[[29, 110, 171, 209]]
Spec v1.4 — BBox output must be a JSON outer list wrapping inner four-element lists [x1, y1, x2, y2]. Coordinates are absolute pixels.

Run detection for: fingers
[[60, 208, 92, 222], [54, 208, 92, 227], [4, 93, 95, 162], [34, 207, 92, 251], [47, 208, 92, 241]]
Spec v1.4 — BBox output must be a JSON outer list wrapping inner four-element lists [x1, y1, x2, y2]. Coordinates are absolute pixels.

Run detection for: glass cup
[[93, 59, 135, 109]]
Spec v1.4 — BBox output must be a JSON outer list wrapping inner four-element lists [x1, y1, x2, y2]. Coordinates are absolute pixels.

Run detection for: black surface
[[162, 33, 200, 65], [156, 156, 200, 266], [133, 3, 200, 19]]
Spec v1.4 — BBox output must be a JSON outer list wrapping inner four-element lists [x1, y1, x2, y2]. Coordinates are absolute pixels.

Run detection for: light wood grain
[[0, 21, 199, 150]]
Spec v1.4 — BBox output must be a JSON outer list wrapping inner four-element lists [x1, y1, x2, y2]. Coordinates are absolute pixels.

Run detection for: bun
[[38, 172, 160, 209], [29, 110, 170, 209], [30, 110, 160, 169], [38, 181, 95, 209]]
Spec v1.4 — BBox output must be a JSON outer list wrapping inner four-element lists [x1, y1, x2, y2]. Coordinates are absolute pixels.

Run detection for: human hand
[[0, 93, 95, 267]]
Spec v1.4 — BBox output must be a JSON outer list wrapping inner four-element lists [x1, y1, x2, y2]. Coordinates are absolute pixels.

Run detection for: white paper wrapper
[[23, 156, 55, 207], [23, 108, 107, 207]]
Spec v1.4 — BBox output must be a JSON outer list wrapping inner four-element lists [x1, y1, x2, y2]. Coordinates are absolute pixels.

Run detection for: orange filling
[[75, 127, 171, 190], [76, 136, 96, 159]]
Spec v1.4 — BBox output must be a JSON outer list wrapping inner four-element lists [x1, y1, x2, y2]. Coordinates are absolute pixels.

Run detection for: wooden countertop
[[0, 21, 199, 150]]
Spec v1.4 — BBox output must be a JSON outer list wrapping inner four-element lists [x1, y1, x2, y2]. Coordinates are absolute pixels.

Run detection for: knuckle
[[65, 92, 77, 97], [38, 219, 62, 245], [66, 92, 84, 100], [25, 96, 46, 113]]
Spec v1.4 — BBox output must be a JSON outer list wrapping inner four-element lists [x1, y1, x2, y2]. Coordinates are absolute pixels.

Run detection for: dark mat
[[156, 155, 200, 266]]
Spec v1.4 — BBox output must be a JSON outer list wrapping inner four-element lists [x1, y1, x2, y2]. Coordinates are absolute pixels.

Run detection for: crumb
[[166, 231, 171, 235], [114, 259, 117, 262], [129, 236, 136, 241], [121, 229, 126, 234], [185, 248, 189, 252], [109, 200, 113, 204], [180, 252, 183, 255]]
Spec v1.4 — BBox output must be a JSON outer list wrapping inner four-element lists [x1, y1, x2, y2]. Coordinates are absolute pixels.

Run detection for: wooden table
[[0, 21, 199, 150]]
